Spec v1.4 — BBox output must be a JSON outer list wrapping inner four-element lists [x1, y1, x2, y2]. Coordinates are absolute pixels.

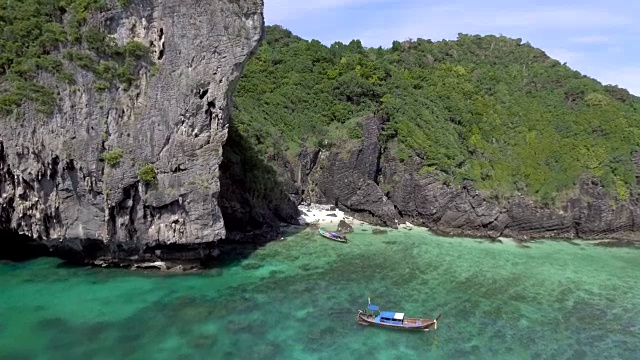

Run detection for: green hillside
[[231, 25, 640, 205]]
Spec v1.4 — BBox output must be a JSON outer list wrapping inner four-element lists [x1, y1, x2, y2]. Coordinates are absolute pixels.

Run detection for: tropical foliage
[[232, 25, 640, 205], [0, 0, 150, 115]]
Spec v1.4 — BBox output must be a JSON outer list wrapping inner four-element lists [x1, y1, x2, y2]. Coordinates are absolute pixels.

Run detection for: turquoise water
[[1, 225, 639, 359]]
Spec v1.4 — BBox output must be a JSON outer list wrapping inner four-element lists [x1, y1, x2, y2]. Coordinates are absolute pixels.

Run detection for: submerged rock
[[241, 261, 264, 270], [336, 220, 353, 234]]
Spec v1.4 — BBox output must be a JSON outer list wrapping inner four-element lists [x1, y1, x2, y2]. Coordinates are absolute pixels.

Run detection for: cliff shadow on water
[[216, 122, 304, 266]]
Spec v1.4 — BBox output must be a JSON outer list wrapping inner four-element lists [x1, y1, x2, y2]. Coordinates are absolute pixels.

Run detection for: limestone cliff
[[0, 0, 282, 266]]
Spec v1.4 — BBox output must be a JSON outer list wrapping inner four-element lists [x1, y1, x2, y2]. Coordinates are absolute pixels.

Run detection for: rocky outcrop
[[336, 220, 353, 234], [305, 116, 400, 227], [0, 0, 286, 267], [388, 171, 508, 238], [281, 115, 640, 244]]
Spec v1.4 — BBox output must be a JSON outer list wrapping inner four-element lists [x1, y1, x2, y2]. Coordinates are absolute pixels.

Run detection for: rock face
[[305, 116, 400, 227], [0, 0, 284, 266], [280, 115, 640, 243]]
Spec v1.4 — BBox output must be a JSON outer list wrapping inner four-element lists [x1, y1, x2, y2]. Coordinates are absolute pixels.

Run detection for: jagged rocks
[[306, 116, 400, 227]]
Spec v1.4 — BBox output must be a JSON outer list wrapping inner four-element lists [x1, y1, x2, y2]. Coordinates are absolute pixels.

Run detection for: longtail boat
[[356, 298, 441, 331], [318, 228, 348, 243]]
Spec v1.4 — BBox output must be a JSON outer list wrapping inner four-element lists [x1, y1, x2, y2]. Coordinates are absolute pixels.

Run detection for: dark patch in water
[[83, 321, 112, 339], [281, 252, 301, 262], [564, 239, 581, 246], [269, 269, 285, 277], [116, 327, 144, 345], [35, 317, 70, 333], [188, 333, 218, 350], [593, 239, 640, 249], [225, 319, 248, 333], [306, 326, 344, 352], [47, 330, 80, 354], [569, 348, 588, 360], [116, 342, 140, 358], [241, 261, 264, 270], [251, 343, 285, 360], [298, 263, 316, 272]]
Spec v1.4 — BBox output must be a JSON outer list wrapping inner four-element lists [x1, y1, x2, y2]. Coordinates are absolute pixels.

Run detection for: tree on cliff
[[231, 25, 640, 206]]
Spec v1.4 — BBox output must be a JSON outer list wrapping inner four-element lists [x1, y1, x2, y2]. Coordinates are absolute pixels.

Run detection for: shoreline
[[295, 204, 640, 249]]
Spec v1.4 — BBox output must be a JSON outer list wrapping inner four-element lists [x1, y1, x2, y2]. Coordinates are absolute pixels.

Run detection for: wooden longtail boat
[[356, 299, 441, 331], [318, 228, 348, 243]]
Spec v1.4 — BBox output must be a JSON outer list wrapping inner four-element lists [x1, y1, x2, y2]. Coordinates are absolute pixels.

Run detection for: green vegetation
[[137, 164, 157, 184], [101, 148, 123, 167], [0, 0, 151, 115], [232, 25, 640, 205], [221, 124, 292, 207]]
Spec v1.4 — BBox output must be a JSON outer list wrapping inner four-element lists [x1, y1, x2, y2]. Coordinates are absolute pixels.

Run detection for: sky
[[264, 0, 640, 95]]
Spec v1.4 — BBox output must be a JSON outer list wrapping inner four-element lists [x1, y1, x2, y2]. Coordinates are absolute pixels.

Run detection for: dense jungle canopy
[[232, 25, 640, 205]]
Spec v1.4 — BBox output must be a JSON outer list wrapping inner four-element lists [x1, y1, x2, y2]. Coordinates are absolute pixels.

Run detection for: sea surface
[[1, 225, 639, 360]]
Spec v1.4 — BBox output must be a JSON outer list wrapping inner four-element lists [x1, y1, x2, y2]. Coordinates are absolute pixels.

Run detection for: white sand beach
[[297, 204, 365, 226], [296, 204, 422, 230]]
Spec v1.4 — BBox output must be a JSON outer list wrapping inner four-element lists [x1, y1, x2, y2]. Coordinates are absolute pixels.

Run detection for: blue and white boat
[[356, 298, 441, 331]]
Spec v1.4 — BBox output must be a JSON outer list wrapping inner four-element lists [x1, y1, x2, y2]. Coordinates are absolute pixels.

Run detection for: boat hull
[[319, 229, 347, 243], [356, 310, 439, 331]]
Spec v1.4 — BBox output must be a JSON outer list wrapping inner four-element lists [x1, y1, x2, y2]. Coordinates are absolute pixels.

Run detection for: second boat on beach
[[318, 228, 348, 243]]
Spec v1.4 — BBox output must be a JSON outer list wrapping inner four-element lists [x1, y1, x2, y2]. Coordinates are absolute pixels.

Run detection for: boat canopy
[[380, 311, 405, 320], [368, 304, 379, 311]]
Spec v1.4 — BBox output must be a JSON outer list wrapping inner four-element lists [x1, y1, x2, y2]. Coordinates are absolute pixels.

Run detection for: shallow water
[[1, 225, 639, 360]]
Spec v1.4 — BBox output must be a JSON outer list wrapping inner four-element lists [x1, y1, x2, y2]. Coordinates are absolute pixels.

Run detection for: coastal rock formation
[[305, 116, 400, 227], [282, 115, 640, 243], [0, 0, 298, 266]]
